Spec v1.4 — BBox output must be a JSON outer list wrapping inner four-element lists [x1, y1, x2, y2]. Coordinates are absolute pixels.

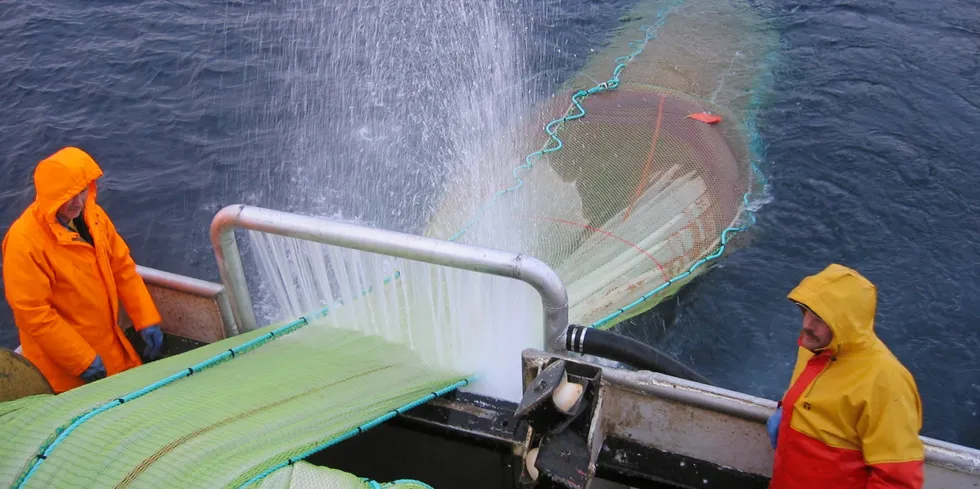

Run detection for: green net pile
[[0, 318, 468, 489]]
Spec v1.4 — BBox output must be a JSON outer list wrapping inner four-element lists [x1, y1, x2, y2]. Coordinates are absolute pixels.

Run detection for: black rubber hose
[[565, 324, 712, 385]]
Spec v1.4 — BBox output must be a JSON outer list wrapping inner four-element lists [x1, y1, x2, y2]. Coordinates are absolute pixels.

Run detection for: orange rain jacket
[[2, 147, 161, 393], [770, 264, 924, 489]]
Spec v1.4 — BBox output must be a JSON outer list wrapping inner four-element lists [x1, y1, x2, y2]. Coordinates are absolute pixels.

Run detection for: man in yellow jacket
[[767, 264, 924, 489], [2, 147, 163, 393]]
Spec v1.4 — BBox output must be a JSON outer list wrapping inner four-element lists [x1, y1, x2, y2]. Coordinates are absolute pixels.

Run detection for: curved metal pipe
[[209, 204, 570, 351]]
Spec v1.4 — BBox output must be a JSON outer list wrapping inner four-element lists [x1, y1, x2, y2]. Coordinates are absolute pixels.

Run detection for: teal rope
[[12, 264, 424, 488], [589, 190, 759, 329], [589, 31, 775, 330], [383, 481, 435, 489], [276, 2, 773, 332], [12, 299, 470, 489], [447, 5, 677, 243], [435, 1, 765, 330], [363, 478, 435, 489], [10, 270, 394, 488], [237, 378, 473, 488], [11, 309, 326, 489], [409, 0, 770, 329], [321, 1, 769, 331], [362, 1, 771, 331]]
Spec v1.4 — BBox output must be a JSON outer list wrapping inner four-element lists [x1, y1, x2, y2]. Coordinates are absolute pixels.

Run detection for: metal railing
[[209, 204, 571, 352], [135, 265, 238, 341]]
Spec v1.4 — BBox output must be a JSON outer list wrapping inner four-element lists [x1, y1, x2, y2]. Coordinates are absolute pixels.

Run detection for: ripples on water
[[620, 0, 980, 447], [0, 0, 977, 447]]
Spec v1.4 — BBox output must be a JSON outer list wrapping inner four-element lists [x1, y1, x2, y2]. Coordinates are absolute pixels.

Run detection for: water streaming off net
[[247, 230, 542, 403]]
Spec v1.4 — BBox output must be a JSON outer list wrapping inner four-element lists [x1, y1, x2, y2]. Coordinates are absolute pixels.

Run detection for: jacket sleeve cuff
[[69, 349, 99, 377], [133, 320, 161, 332]]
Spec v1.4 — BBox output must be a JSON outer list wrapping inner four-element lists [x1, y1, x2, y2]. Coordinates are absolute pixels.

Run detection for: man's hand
[[81, 355, 106, 383], [140, 325, 163, 361]]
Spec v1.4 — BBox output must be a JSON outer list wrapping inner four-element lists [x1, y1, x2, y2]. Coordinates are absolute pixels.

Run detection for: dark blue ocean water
[[0, 0, 977, 450]]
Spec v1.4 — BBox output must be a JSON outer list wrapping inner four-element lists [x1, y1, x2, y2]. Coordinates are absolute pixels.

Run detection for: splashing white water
[[245, 0, 543, 402]]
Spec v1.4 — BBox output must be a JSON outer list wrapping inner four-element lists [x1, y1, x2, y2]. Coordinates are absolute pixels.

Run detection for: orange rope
[[533, 216, 669, 283], [624, 93, 666, 222]]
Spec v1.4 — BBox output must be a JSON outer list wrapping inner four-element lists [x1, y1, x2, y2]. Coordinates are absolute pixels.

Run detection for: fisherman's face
[[799, 308, 833, 352], [57, 188, 88, 221]]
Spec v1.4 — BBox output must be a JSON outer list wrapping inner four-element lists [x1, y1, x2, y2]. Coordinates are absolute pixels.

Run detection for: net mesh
[[246, 236, 542, 403], [425, 0, 776, 328], [254, 461, 434, 489], [0, 320, 467, 489], [254, 463, 368, 489]]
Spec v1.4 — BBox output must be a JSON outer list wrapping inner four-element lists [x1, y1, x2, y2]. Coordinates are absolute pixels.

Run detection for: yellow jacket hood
[[774, 264, 924, 489], [32, 147, 103, 223], [787, 263, 877, 356]]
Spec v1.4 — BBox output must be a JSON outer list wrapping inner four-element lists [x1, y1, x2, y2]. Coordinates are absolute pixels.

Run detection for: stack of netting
[[255, 463, 436, 489], [0, 318, 468, 489], [426, 0, 776, 329]]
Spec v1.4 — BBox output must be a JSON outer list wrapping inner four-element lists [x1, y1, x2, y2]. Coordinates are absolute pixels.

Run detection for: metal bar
[[136, 265, 224, 297], [136, 265, 239, 339], [209, 204, 570, 351]]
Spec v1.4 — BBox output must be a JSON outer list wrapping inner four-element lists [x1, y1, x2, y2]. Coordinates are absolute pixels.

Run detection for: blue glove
[[81, 355, 106, 383], [140, 325, 163, 361], [767, 406, 782, 449]]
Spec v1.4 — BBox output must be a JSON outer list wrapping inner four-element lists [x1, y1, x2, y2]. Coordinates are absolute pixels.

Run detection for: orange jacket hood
[[3, 146, 161, 393], [787, 263, 877, 356], [32, 147, 103, 225]]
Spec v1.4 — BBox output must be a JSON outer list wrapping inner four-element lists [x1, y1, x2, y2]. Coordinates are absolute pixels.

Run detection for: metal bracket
[[515, 358, 604, 489]]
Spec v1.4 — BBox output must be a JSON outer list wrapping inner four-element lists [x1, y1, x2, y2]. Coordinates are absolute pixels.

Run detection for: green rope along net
[[0, 317, 469, 488], [426, 0, 777, 329]]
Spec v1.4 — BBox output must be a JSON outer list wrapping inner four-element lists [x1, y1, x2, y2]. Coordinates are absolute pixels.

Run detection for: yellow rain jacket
[[2, 147, 161, 393], [770, 264, 924, 489]]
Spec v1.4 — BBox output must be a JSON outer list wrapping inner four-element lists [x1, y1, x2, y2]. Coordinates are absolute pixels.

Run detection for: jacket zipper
[[803, 355, 834, 398]]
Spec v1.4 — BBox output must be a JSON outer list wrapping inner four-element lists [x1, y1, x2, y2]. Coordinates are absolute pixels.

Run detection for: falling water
[[255, 0, 540, 233], [243, 0, 549, 402]]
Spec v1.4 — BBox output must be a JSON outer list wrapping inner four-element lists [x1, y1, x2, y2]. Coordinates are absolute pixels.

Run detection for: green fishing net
[[0, 318, 467, 489]]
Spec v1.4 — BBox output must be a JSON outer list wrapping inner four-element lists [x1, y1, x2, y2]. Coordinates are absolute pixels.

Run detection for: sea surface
[[0, 0, 977, 449]]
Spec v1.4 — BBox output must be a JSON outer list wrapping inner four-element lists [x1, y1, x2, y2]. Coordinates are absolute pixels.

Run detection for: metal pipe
[[210, 206, 256, 336], [136, 265, 239, 339], [209, 204, 570, 351], [136, 265, 224, 298]]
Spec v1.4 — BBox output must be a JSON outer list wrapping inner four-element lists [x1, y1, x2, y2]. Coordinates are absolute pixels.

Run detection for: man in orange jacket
[[2, 147, 164, 393], [766, 264, 925, 489]]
